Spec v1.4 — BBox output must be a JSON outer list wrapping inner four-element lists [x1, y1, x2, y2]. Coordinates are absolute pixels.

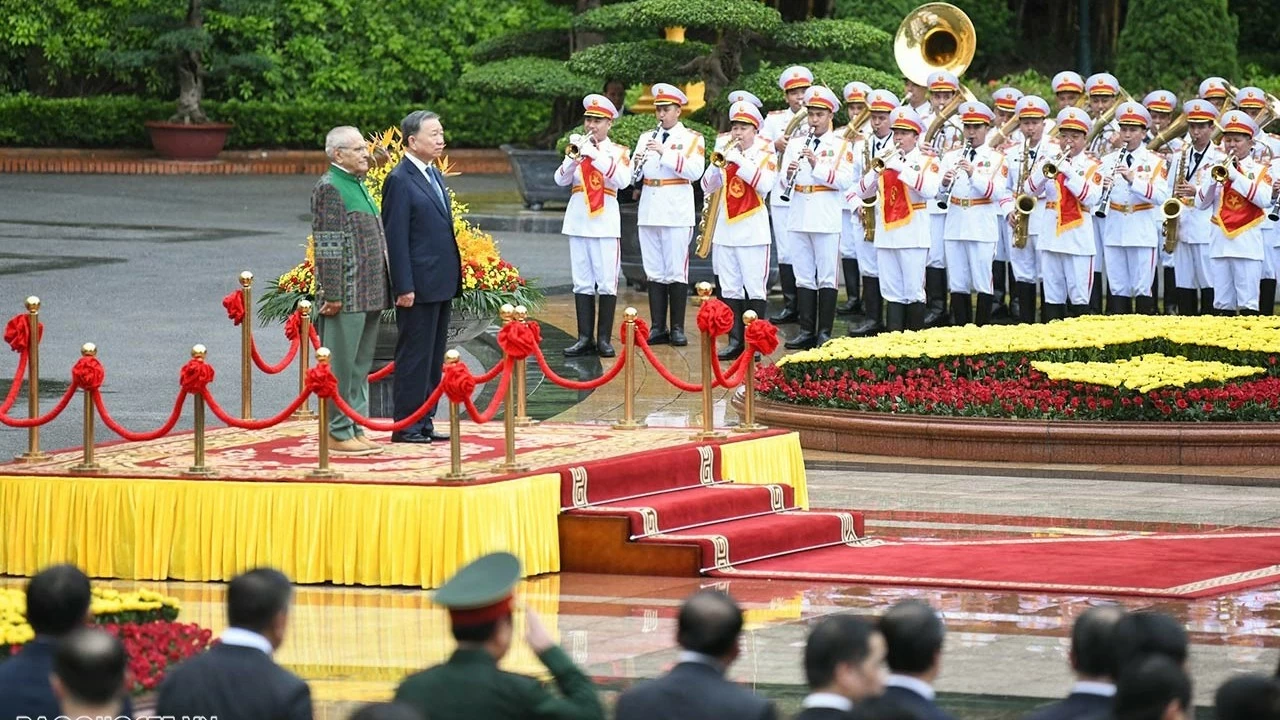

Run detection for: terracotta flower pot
[[144, 121, 234, 160]]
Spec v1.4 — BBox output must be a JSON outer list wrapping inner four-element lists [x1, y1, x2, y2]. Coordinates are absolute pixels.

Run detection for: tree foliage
[[471, 28, 574, 63], [567, 40, 714, 85], [459, 57, 599, 100], [769, 19, 894, 72], [575, 0, 781, 33], [1115, 0, 1238, 97]]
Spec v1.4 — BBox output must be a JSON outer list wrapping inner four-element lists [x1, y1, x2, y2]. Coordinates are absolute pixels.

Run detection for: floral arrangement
[[1, 586, 212, 694], [759, 316, 1280, 422], [257, 127, 542, 325]]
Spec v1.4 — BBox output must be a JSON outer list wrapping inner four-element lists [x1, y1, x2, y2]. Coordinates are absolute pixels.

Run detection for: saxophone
[[862, 137, 876, 243], [694, 139, 743, 258], [1012, 137, 1035, 249], [1163, 142, 1190, 253]]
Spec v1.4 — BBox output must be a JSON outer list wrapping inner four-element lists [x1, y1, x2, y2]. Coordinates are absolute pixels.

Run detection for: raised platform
[[0, 422, 807, 589]]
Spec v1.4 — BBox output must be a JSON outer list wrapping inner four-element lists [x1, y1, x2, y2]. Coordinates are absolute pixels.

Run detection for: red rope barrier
[[634, 335, 702, 392], [94, 390, 188, 442], [328, 378, 448, 432], [251, 335, 300, 375], [203, 388, 311, 430], [0, 353, 27, 415], [710, 349, 750, 389], [462, 359, 513, 423], [222, 290, 246, 326], [0, 385, 76, 428], [4, 314, 42, 354], [368, 361, 395, 382], [530, 342, 628, 391]]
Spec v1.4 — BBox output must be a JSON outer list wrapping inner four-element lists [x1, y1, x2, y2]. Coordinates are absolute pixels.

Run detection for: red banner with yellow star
[[580, 158, 606, 217], [724, 164, 763, 223], [1213, 180, 1264, 239], [879, 169, 913, 231]]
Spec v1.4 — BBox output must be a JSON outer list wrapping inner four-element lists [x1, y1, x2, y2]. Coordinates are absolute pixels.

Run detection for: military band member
[[1169, 99, 1224, 315], [1085, 73, 1123, 155], [1097, 102, 1169, 314], [938, 101, 1008, 326], [554, 94, 630, 357], [711, 90, 767, 297], [857, 106, 941, 331], [1199, 77, 1231, 113], [781, 86, 857, 349], [1196, 110, 1274, 314], [1006, 95, 1058, 323], [904, 78, 930, 119], [1234, 86, 1280, 315], [838, 80, 872, 316], [991, 86, 1025, 148], [702, 101, 777, 360], [847, 90, 901, 337], [1027, 107, 1102, 319], [1144, 89, 1182, 313], [762, 65, 814, 325], [989, 86, 1024, 319], [1052, 71, 1086, 112], [631, 83, 704, 346], [920, 70, 964, 327]]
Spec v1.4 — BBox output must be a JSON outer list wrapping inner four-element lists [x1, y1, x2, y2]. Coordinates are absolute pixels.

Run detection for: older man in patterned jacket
[[312, 125, 392, 456]]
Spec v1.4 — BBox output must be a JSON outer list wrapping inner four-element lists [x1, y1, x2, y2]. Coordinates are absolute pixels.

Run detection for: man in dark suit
[[1023, 605, 1126, 720], [0, 564, 94, 720], [878, 600, 956, 720], [614, 589, 777, 720], [1215, 674, 1280, 720], [1112, 611, 1189, 671], [50, 629, 129, 720], [1112, 655, 1191, 720], [156, 568, 312, 720], [382, 109, 462, 444], [798, 614, 888, 720]]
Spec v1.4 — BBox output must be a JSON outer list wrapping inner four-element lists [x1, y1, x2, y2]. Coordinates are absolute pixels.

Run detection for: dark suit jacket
[[1022, 692, 1112, 720], [155, 643, 311, 720], [614, 661, 776, 720], [0, 637, 136, 720], [381, 157, 462, 304], [882, 684, 956, 720], [794, 707, 854, 720]]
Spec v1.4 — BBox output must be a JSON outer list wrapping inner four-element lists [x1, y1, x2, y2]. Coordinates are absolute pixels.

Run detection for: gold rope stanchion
[[308, 347, 342, 479], [70, 343, 102, 475], [513, 305, 539, 428], [612, 307, 645, 430], [239, 271, 254, 420], [183, 345, 215, 477], [292, 299, 318, 420], [16, 296, 46, 462], [439, 350, 472, 481], [692, 282, 726, 440], [494, 305, 529, 473], [733, 310, 767, 433]]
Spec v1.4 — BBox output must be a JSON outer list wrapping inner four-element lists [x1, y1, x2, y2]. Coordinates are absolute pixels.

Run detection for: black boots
[[1201, 289, 1216, 316], [563, 293, 596, 357], [837, 259, 863, 315], [1261, 278, 1277, 316], [646, 283, 670, 344], [1177, 288, 1199, 316], [1090, 273, 1104, 314], [991, 261, 1010, 318], [719, 298, 745, 361], [1110, 295, 1133, 314], [816, 288, 838, 345], [922, 267, 949, 327], [906, 302, 926, 331], [771, 264, 799, 324], [1041, 303, 1067, 322], [596, 294, 617, 358], [669, 282, 689, 346], [1163, 267, 1178, 314], [975, 292, 993, 326], [885, 302, 906, 332], [848, 277, 884, 336], [785, 288, 819, 349], [950, 292, 971, 326], [1013, 282, 1038, 323], [1134, 295, 1156, 315]]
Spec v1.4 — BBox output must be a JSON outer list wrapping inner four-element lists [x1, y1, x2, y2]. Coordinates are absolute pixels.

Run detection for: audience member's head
[[227, 567, 294, 649], [879, 599, 945, 682], [348, 701, 425, 720], [804, 614, 888, 701], [603, 79, 626, 113], [26, 564, 92, 637], [849, 695, 927, 720], [1113, 654, 1192, 720], [1215, 674, 1280, 720], [676, 589, 744, 666], [1071, 605, 1126, 682], [50, 628, 128, 717], [1113, 611, 1189, 671]]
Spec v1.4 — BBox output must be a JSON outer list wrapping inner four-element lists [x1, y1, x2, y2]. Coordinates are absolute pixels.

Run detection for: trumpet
[[1094, 148, 1131, 219], [565, 133, 597, 160], [869, 141, 902, 172], [1210, 157, 1238, 183], [1041, 149, 1070, 179], [936, 138, 972, 209], [710, 139, 743, 168], [631, 124, 662, 184]]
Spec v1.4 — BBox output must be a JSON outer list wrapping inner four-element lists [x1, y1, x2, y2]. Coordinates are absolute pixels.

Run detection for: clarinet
[[631, 124, 662, 185], [779, 130, 818, 203], [936, 138, 972, 209], [1094, 148, 1131, 219]]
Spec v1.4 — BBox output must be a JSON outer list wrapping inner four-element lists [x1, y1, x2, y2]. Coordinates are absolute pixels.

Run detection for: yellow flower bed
[[1032, 353, 1266, 394], [1, 587, 182, 647], [781, 315, 1280, 366]]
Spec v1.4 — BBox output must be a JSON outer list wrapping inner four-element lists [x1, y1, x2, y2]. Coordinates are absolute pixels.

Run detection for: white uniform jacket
[[1165, 143, 1225, 246], [941, 144, 1010, 243], [1196, 156, 1274, 260], [1098, 146, 1170, 248], [701, 135, 777, 248], [1030, 151, 1103, 255], [761, 108, 804, 205], [856, 146, 941, 249], [633, 122, 705, 228], [1008, 135, 1062, 236], [783, 129, 857, 234], [554, 138, 631, 238]]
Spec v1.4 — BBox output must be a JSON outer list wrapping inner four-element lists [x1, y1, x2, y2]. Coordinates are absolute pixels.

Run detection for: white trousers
[[1212, 257, 1262, 311], [770, 204, 795, 264], [1263, 233, 1278, 281], [639, 225, 691, 284], [1039, 251, 1095, 305], [856, 226, 878, 277], [878, 247, 928, 304], [994, 221, 1011, 262], [1092, 217, 1107, 273], [716, 245, 771, 300], [1010, 233, 1040, 282], [569, 235, 620, 295], [1160, 247, 1175, 269], [1173, 242, 1212, 290], [944, 240, 995, 294], [792, 232, 841, 290], [928, 213, 947, 268], [840, 210, 862, 259], [1104, 246, 1157, 298]]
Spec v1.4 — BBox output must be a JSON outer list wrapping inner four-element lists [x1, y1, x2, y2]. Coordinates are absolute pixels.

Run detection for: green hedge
[[1115, 0, 1239, 97], [567, 40, 715, 85], [0, 93, 550, 149]]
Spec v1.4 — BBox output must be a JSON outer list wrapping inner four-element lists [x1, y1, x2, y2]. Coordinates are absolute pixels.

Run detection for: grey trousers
[[317, 310, 381, 440]]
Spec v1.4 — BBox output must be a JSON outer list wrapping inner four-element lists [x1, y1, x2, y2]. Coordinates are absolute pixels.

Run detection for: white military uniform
[[554, 137, 631, 294], [848, 131, 895, 279], [927, 122, 963, 269], [702, 135, 776, 300], [839, 128, 868, 263], [1169, 141, 1223, 290], [1030, 151, 1103, 305], [941, 143, 1009, 294], [857, 147, 941, 304], [761, 106, 805, 266], [784, 129, 858, 290], [1099, 146, 1169, 297], [1250, 137, 1280, 283], [1007, 133, 1060, 283], [1196, 155, 1273, 311], [633, 121, 705, 284]]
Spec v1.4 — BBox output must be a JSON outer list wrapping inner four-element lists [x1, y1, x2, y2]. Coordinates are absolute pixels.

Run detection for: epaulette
[[768, 109, 787, 115]]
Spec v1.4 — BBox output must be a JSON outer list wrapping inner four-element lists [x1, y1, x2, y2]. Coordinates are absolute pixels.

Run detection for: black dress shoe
[[425, 429, 449, 441], [391, 431, 432, 444]]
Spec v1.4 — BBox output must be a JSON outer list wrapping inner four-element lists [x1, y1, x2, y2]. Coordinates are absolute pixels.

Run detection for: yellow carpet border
[[0, 432, 807, 589]]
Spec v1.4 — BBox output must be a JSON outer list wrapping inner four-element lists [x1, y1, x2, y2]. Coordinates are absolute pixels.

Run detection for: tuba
[[1147, 111, 1188, 152], [1084, 87, 1136, 151], [895, 3, 978, 149]]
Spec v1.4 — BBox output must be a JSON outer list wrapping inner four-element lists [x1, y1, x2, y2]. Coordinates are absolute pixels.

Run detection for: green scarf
[[328, 166, 379, 216]]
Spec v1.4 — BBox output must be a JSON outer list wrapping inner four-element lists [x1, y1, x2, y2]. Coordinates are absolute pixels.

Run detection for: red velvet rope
[[250, 336, 300, 375], [497, 321, 542, 360], [0, 384, 76, 427], [441, 361, 476, 403], [462, 359, 513, 423], [3, 314, 42, 353], [710, 349, 750, 389], [322, 360, 450, 432], [283, 312, 322, 350], [529, 342, 628, 391], [222, 290, 245, 327], [203, 388, 310, 430], [634, 334, 702, 393], [696, 298, 734, 338], [94, 390, 187, 442], [72, 356, 105, 391], [180, 360, 215, 394], [745, 319, 780, 356], [368, 361, 395, 382], [0, 353, 27, 415]]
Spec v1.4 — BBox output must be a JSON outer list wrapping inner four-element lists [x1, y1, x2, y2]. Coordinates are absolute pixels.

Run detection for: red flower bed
[[103, 621, 213, 693]]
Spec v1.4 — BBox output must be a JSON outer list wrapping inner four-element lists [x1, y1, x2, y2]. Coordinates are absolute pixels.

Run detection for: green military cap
[[434, 552, 521, 626]]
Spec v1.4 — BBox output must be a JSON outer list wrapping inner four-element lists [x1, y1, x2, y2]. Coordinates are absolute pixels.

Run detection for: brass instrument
[[1011, 137, 1035, 249], [775, 109, 808, 167], [893, 3, 978, 150], [845, 107, 871, 140], [1163, 143, 1191, 252], [1084, 87, 1137, 151], [1094, 148, 1131, 218], [709, 139, 743, 168], [869, 141, 902, 172], [862, 138, 877, 242], [1210, 157, 1238, 183], [936, 138, 971, 209], [988, 114, 1019, 149], [1146, 112, 1188, 152], [1041, 149, 1069, 178], [631, 124, 662, 184], [565, 133, 597, 160], [694, 139, 744, 259], [1212, 82, 1280, 143]]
